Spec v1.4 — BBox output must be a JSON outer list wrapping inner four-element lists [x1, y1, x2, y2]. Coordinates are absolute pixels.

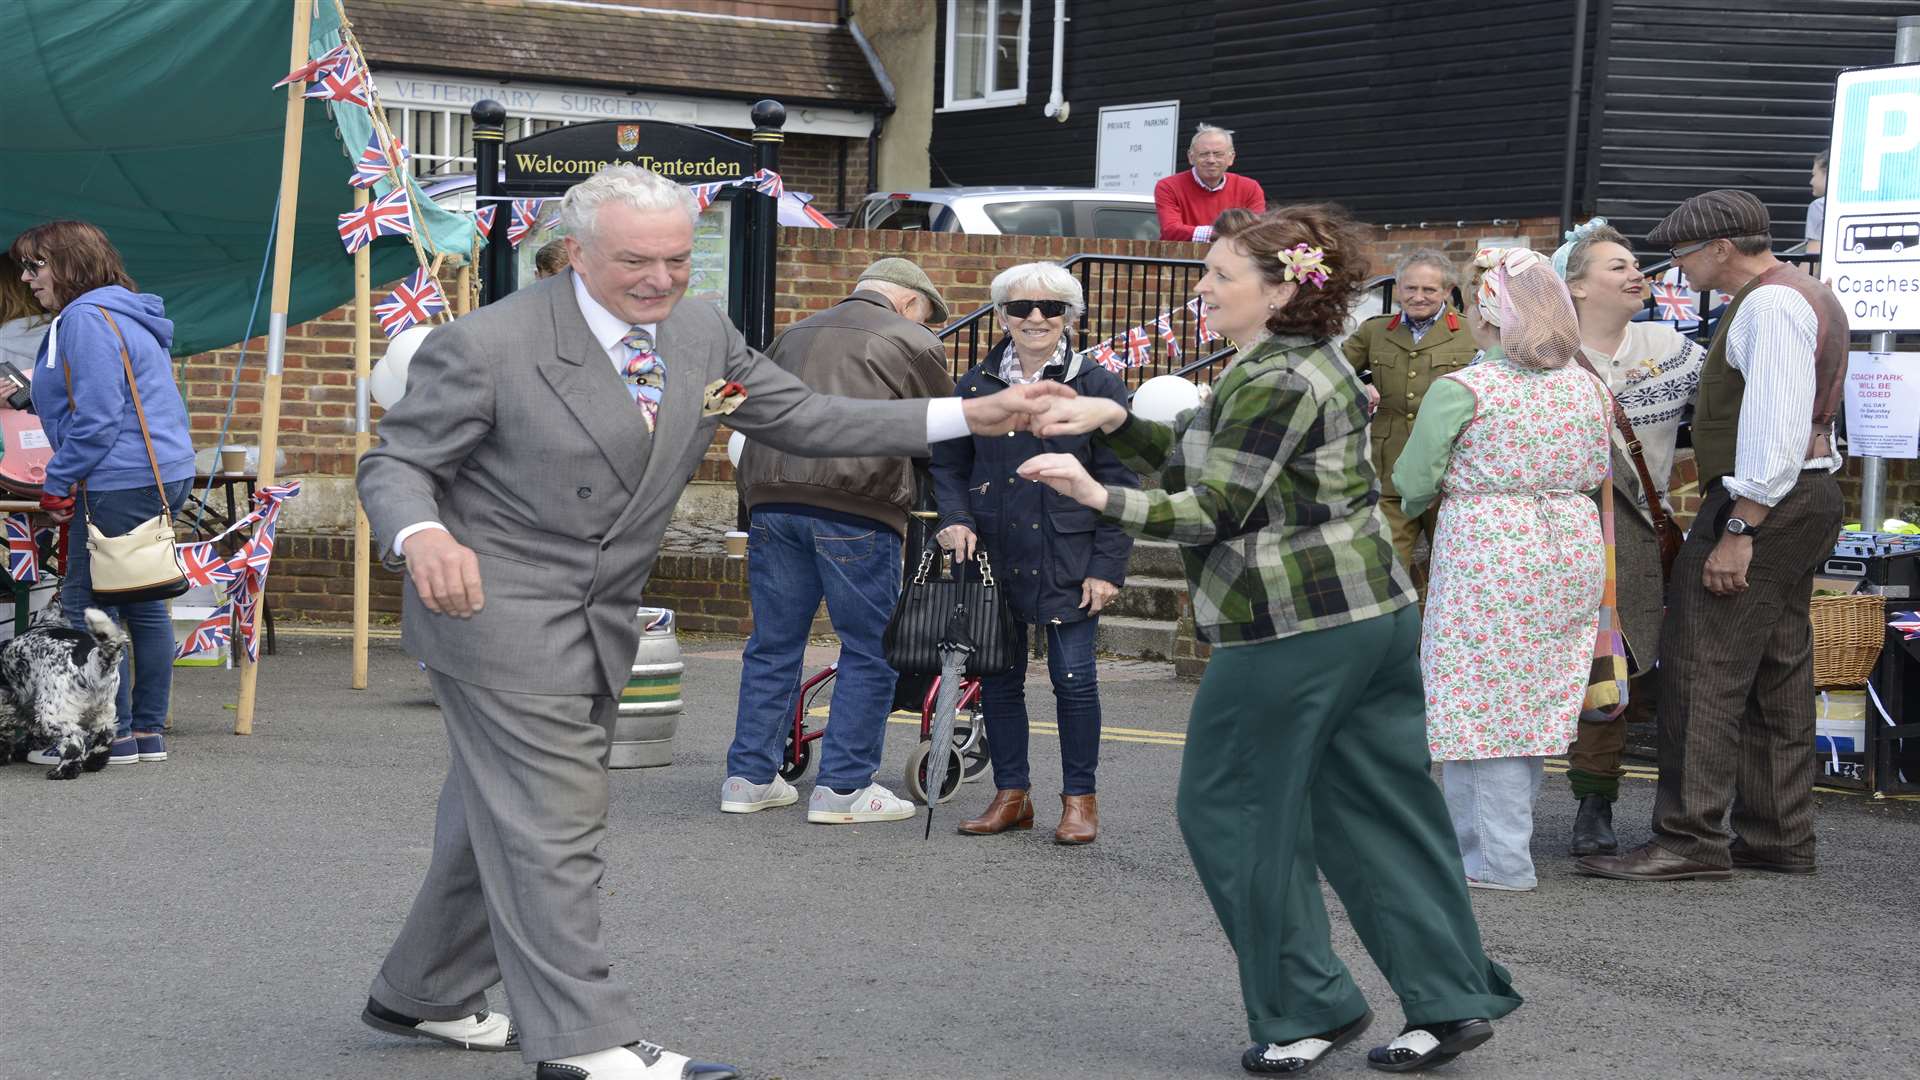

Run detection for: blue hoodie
[[31, 286, 196, 496]]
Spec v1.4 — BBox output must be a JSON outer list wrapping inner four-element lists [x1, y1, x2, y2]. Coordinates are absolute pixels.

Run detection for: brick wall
[[778, 132, 872, 217]]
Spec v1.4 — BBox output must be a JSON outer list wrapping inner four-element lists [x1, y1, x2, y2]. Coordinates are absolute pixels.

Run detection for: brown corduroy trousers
[[1650, 474, 1842, 868]]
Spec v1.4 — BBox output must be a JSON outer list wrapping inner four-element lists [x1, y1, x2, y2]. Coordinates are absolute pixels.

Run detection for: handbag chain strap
[[911, 545, 998, 588], [66, 309, 174, 524]]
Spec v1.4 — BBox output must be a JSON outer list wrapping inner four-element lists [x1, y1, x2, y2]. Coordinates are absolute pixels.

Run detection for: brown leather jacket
[[737, 290, 955, 535]]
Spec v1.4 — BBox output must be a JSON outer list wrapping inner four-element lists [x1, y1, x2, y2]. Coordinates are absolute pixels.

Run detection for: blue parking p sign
[[1824, 63, 1920, 332]]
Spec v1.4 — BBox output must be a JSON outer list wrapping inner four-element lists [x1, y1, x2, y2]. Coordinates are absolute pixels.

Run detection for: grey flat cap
[[1646, 189, 1772, 248], [858, 257, 950, 324]]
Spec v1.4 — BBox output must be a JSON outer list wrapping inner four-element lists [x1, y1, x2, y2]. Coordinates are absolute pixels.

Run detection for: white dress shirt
[[394, 275, 972, 557], [1723, 284, 1841, 507]]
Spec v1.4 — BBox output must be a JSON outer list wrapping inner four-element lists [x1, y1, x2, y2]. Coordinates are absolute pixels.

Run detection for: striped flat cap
[[1646, 189, 1771, 248]]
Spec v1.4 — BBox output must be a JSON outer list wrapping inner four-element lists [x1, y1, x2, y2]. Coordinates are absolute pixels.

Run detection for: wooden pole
[[235, 0, 311, 734], [351, 185, 371, 690]]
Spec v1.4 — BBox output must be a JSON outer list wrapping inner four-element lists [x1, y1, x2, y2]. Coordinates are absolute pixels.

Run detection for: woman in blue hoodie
[[12, 222, 196, 766]]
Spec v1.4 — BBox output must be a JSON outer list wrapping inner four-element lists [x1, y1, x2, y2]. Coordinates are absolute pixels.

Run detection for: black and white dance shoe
[[1365, 1018, 1493, 1072], [360, 996, 517, 1051], [1243, 1010, 1373, 1074], [536, 1040, 741, 1080]]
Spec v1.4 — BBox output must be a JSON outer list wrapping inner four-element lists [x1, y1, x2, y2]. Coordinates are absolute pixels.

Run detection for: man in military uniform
[[1342, 250, 1477, 597]]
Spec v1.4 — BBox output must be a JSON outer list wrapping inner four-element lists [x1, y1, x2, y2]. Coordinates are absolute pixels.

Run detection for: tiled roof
[[346, 0, 888, 110]]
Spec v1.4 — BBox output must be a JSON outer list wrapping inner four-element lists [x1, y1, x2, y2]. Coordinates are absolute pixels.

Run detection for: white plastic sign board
[[1843, 350, 1920, 458], [1822, 63, 1920, 331], [1096, 101, 1179, 193]]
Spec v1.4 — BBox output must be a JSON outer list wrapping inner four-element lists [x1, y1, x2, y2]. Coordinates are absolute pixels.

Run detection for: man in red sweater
[[1154, 123, 1266, 242]]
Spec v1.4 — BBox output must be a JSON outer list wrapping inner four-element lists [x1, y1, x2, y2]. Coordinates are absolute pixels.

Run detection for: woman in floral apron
[[1393, 247, 1612, 892]]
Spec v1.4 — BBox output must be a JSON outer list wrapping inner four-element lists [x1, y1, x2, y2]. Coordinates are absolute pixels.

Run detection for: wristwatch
[[1725, 516, 1760, 538]]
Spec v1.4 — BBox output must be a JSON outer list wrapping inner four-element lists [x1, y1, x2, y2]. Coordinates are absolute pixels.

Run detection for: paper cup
[[724, 530, 748, 558], [219, 447, 248, 474]]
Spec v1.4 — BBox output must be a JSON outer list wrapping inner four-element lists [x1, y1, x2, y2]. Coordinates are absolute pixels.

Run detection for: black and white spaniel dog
[[0, 608, 127, 780]]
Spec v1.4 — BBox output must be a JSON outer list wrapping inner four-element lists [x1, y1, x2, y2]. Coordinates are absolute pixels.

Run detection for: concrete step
[[1106, 575, 1186, 621], [1096, 615, 1178, 661], [1127, 540, 1184, 578]]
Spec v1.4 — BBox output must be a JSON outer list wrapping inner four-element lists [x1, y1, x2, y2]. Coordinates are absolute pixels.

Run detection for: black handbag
[[883, 543, 1018, 677]]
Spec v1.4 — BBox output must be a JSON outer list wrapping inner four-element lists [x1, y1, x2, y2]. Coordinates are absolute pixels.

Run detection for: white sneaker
[[24, 748, 62, 766], [806, 781, 917, 824], [536, 1040, 740, 1079], [718, 774, 798, 814]]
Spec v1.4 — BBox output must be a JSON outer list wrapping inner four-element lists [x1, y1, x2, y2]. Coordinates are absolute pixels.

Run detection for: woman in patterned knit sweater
[[1553, 221, 1705, 858]]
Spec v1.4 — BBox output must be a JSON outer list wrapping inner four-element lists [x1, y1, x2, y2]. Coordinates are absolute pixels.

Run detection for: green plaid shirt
[[1098, 334, 1415, 646]]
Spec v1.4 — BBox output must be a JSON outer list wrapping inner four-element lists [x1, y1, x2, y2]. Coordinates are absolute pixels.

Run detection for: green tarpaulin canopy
[[1, 0, 475, 356]]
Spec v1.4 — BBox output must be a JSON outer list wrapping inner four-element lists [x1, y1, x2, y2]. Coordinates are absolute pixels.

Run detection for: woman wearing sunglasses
[[928, 262, 1136, 844]]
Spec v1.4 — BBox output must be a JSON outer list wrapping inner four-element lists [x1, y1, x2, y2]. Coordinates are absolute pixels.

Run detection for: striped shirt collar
[[1190, 168, 1228, 193]]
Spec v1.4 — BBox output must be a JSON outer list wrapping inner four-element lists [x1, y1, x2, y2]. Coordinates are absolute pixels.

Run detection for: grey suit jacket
[[357, 271, 932, 697]]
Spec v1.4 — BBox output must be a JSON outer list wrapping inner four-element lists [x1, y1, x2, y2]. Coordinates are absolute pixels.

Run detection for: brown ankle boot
[[1055, 793, 1098, 845], [957, 788, 1033, 835]]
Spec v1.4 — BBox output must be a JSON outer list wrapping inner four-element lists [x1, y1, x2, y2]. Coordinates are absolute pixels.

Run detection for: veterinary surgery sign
[[503, 120, 755, 195], [1823, 62, 1920, 332]]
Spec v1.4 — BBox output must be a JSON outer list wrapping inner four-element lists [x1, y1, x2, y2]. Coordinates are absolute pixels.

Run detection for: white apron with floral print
[[1422, 358, 1611, 761]]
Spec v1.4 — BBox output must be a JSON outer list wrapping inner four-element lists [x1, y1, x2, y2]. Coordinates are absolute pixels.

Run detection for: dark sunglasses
[[1001, 299, 1069, 319]]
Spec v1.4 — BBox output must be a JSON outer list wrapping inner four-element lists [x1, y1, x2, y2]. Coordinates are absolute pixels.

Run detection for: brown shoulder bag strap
[[73, 309, 174, 522], [1576, 355, 1678, 556]]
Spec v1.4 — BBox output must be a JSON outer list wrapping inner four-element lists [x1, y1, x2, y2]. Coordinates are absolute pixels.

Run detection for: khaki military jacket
[[1342, 308, 1478, 497]]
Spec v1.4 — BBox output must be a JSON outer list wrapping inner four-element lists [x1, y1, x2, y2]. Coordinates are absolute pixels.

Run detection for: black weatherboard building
[[931, 0, 1910, 246]]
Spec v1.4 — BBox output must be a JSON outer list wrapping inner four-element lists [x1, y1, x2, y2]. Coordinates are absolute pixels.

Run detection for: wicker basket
[[1811, 594, 1885, 689]]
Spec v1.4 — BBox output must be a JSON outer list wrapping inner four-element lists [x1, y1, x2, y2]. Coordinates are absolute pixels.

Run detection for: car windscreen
[[1091, 206, 1159, 241], [983, 201, 1070, 237]]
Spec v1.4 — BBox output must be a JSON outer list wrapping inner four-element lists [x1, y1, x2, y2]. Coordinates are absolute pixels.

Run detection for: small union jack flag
[[226, 513, 279, 579], [256, 479, 303, 506], [473, 205, 498, 237], [507, 199, 546, 247], [174, 606, 232, 660], [272, 44, 352, 88], [1123, 326, 1153, 368], [1187, 297, 1220, 343], [374, 269, 447, 337], [6, 514, 37, 582], [178, 541, 237, 587], [231, 579, 262, 663], [691, 183, 723, 212], [1650, 281, 1697, 323], [349, 131, 410, 189], [304, 62, 371, 108], [338, 187, 414, 254], [1089, 343, 1125, 374], [1155, 313, 1182, 360], [749, 169, 785, 200]]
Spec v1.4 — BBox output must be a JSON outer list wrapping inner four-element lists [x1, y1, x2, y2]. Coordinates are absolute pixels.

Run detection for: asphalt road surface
[[1, 632, 1912, 1080]]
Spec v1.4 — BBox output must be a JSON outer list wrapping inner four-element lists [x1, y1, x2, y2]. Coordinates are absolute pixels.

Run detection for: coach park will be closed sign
[[1824, 62, 1920, 333]]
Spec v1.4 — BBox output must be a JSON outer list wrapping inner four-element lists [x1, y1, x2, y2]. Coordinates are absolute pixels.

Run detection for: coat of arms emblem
[[616, 125, 640, 153]]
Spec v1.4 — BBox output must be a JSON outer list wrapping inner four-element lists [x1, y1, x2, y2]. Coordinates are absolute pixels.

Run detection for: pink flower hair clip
[[1277, 243, 1330, 289]]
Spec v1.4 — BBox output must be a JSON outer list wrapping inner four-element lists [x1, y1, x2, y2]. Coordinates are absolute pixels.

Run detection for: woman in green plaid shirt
[[1021, 207, 1522, 1075]]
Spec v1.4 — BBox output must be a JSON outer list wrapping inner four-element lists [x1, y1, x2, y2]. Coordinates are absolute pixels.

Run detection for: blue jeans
[[726, 511, 902, 791], [62, 480, 192, 738], [1441, 756, 1546, 889], [978, 618, 1102, 795]]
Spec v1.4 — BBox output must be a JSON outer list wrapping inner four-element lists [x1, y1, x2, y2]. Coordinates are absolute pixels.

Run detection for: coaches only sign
[[1824, 63, 1920, 332]]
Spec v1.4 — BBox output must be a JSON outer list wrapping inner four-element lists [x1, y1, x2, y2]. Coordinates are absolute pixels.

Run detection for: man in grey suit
[[355, 164, 1062, 1080]]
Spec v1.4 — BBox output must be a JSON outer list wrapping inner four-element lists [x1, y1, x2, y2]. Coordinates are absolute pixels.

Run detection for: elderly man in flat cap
[[720, 257, 956, 826], [1578, 190, 1847, 884]]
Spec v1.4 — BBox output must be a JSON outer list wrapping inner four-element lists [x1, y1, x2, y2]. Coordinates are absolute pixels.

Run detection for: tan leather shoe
[[957, 788, 1033, 835], [1054, 792, 1098, 845]]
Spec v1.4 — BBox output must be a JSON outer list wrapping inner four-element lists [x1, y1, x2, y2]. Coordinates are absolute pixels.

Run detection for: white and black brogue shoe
[[536, 1040, 740, 1080], [361, 996, 517, 1051], [1365, 1018, 1493, 1072], [1243, 1009, 1373, 1075]]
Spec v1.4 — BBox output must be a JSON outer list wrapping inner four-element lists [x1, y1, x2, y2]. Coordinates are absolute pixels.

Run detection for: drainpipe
[[1042, 0, 1069, 122], [1560, 0, 1590, 232]]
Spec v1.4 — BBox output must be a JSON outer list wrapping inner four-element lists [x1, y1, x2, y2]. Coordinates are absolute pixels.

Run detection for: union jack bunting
[[338, 187, 414, 254], [473, 205, 497, 237], [32, 525, 55, 562], [748, 168, 785, 200], [1187, 297, 1220, 343], [226, 513, 279, 579], [1650, 281, 1697, 323], [174, 606, 232, 660], [349, 131, 410, 189], [374, 269, 447, 337], [507, 199, 546, 247], [1155, 313, 1182, 360], [256, 479, 303, 505], [1123, 326, 1153, 368], [1089, 343, 1125, 374], [304, 62, 371, 108], [231, 581, 262, 663], [6, 514, 36, 582], [690, 183, 723, 212], [1892, 612, 1920, 641], [178, 541, 238, 588], [272, 44, 352, 88]]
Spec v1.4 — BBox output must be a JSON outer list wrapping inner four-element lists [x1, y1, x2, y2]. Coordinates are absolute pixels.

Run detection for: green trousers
[[1177, 606, 1523, 1044]]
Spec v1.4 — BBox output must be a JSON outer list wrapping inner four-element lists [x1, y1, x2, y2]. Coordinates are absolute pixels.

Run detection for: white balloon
[[726, 429, 747, 468], [1130, 375, 1201, 423], [370, 324, 434, 409]]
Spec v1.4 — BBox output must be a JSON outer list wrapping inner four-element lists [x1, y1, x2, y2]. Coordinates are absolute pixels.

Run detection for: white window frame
[[940, 0, 1029, 112]]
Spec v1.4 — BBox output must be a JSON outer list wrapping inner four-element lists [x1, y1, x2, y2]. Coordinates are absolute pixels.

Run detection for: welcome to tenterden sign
[[502, 120, 756, 196]]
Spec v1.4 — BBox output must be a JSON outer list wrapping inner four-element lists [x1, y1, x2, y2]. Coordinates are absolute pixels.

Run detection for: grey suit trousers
[[1650, 474, 1842, 868], [370, 670, 643, 1062]]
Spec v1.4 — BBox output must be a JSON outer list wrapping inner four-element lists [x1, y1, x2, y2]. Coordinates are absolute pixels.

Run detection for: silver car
[[855, 186, 1160, 240]]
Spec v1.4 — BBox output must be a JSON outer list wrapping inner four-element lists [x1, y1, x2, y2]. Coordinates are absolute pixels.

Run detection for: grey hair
[[559, 163, 698, 247], [1395, 249, 1456, 286], [990, 261, 1084, 321], [1190, 123, 1235, 151]]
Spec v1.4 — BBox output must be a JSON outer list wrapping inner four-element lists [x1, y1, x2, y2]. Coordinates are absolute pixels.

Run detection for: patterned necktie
[[621, 326, 664, 433]]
